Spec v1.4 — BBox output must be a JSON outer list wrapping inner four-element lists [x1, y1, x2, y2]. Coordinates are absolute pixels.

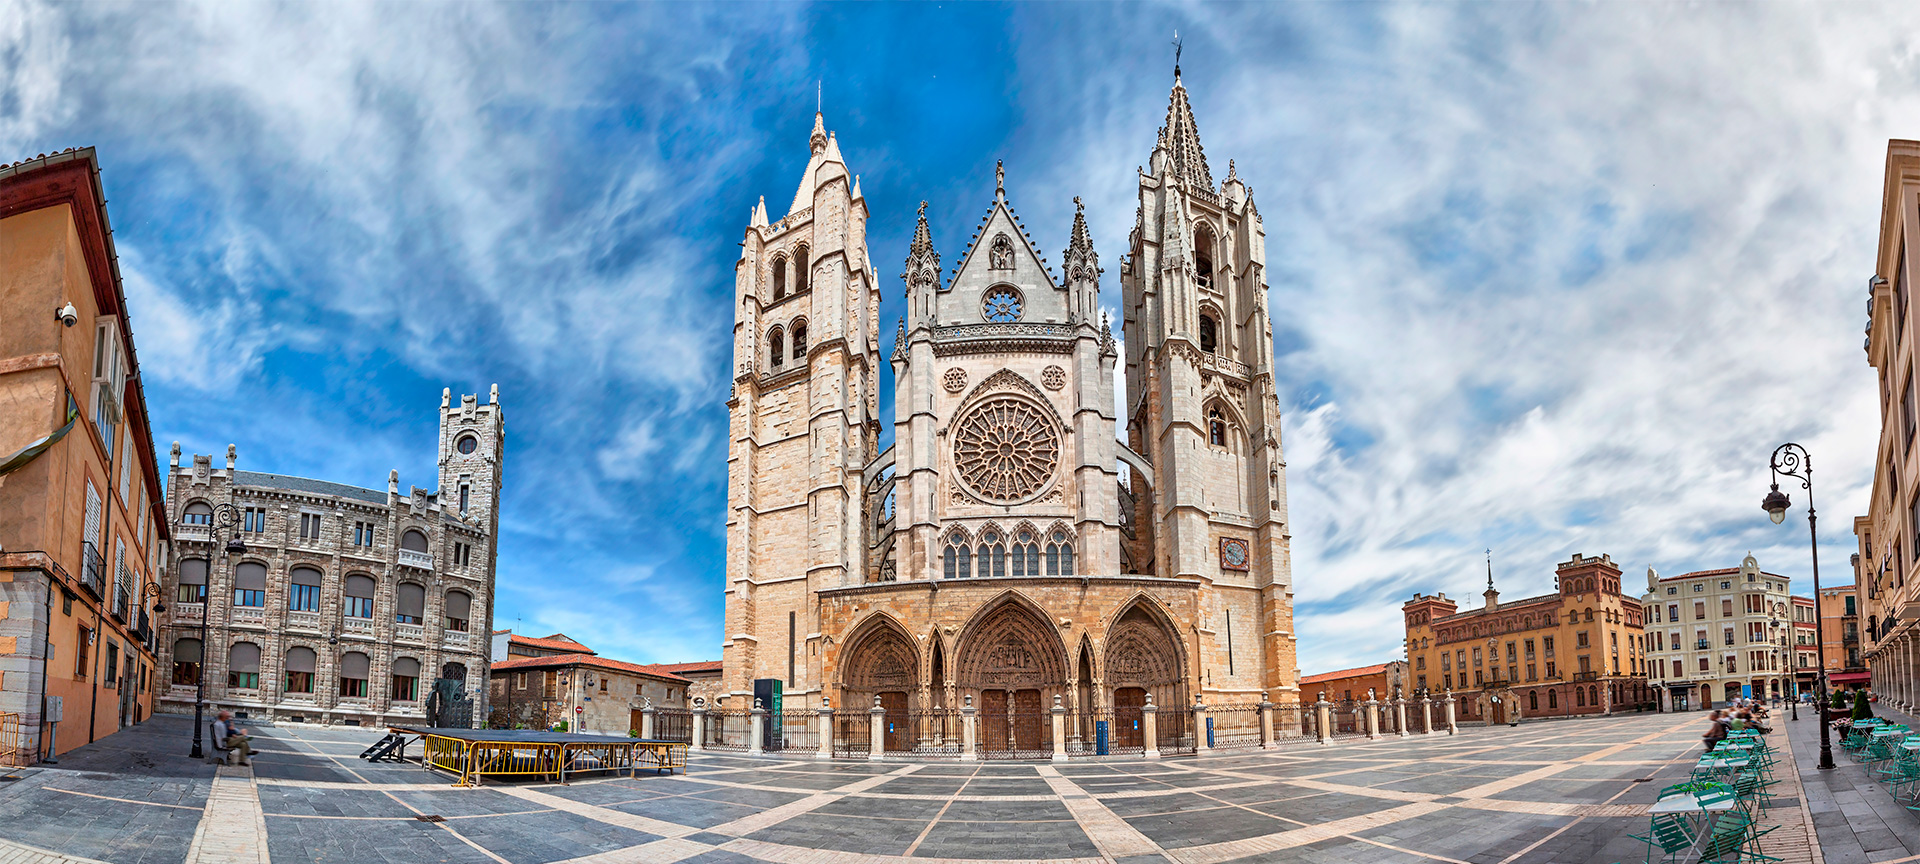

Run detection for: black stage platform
[[389, 727, 659, 745]]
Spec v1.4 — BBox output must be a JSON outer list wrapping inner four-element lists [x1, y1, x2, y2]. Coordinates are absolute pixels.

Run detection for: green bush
[[554, 720, 570, 733], [1851, 689, 1874, 721], [629, 729, 639, 738]]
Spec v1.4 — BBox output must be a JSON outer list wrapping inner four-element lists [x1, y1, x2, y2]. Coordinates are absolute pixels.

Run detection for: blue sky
[[6, 2, 1916, 673]]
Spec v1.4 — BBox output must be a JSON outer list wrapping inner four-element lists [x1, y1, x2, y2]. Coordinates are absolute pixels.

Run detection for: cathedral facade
[[722, 73, 1298, 750]]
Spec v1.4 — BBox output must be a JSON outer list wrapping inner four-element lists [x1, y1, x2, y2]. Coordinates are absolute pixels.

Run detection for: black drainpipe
[[39, 570, 55, 762], [88, 600, 102, 744]]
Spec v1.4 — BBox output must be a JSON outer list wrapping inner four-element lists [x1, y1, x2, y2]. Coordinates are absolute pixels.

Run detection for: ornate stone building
[[1640, 555, 1797, 711], [155, 388, 503, 727], [722, 72, 1299, 751]]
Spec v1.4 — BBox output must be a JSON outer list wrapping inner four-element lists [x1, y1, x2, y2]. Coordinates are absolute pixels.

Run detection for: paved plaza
[[1, 709, 1913, 863]]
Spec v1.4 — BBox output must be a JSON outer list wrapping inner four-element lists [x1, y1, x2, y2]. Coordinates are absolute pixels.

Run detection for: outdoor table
[[1649, 792, 1738, 862]]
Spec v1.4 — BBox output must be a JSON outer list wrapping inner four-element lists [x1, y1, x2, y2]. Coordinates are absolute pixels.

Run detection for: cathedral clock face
[[1220, 538, 1251, 571], [982, 286, 1023, 323]]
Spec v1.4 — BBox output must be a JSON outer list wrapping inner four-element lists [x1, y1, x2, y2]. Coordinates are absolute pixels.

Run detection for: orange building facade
[[0, 149, 170, 761]]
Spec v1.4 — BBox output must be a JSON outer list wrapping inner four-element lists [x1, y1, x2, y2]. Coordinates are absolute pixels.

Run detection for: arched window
[[340, 651, 369, 698], [233, 562, 267, 607], [1045, 529, 1075, 576], [769, 326, 785, 369], [441, 662, 468, 683], [793, 244, 809, 293], [772, 255, 787, 300], [1590, 685, 1600, 707], [791, 320, 808, 360], [392, 657, 420, 702], [1011, 529, 1041, 577], [285, 646, 316, 693], [1575, 687, 1586, 707], [395, 582, 426, 625], [1548, 689, 1558, 709], [1528, 690, 1538, 710], [943, 535, 972, 579], [1194, 224, 1216, 288], [172, 637, 202, 686], [183, 501, 213, 525], [1200, 315, 1218, 353], [400, 529, 428, 552], [289, 566, 322, 612], [177, 558, 208, 604], [343, 574, 375, 619], [228, 642, 261, 690], [1209, 408, 1227, 447], [977, 530, 1007, 579], [445, 589, 472, 632]]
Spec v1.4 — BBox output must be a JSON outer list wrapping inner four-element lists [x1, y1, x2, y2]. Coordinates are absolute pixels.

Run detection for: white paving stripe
[[1033, 764, 1167, 860], [184, 766, 269, 864]]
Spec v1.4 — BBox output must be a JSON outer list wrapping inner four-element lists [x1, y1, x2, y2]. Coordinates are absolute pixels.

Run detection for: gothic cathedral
[[723, 73, 1298, 752]]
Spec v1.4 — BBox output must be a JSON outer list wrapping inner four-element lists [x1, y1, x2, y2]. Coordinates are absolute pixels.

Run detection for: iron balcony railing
[[1571, 670, 1600, 681], [79, 541, 106, 599]]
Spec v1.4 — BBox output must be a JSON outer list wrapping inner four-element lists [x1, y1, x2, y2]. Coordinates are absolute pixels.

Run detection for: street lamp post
[[1762, 442, 1833, 770], [185, 504, 247, 760]]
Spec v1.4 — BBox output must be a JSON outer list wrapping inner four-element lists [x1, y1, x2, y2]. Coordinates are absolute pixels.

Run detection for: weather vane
[[1173, 30, 1182, 76]]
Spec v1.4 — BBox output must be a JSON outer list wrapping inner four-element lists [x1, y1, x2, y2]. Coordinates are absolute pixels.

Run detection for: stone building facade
[[722, 70, 1298, 751], [154, 388, 503, 727], [1298, 662, 1406, 703], [1404, 554, 1651, 722], [1641, 556, 1796, 711]]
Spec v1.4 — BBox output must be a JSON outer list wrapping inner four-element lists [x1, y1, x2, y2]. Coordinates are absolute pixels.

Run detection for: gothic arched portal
[[839, 615, 921, 748], [1104, 598, 1189, 751], [954, 594, 1069, 754]]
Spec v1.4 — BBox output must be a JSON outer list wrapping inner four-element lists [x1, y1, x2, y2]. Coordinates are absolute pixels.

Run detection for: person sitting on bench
[[212, 711, 253, 766]]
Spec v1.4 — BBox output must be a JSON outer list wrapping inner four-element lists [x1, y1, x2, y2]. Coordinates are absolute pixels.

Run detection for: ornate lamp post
[[1762, 443, 1833, 769], [185, 503, 246, 760]]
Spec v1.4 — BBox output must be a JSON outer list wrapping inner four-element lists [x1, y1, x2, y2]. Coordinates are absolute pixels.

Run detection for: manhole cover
[[414, 815, 445, 823]]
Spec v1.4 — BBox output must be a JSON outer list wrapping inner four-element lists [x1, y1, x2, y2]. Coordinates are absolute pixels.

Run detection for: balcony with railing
[[113, 570, 131, 623], [396, 623, 424, 643], [341, 617, 375, 636], [287, 611, 321, 632], [231, 607, 266, 627], [443, 630, 471, 649], [397, 549, 434, 571], [1572, 670, 1600, 681], [173, 602, 204, 623], [175, 524, 210, 543], [80, 541, 105, 599]]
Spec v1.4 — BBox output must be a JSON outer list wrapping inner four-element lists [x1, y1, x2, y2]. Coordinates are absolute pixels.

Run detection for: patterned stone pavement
[[0, 709, 1903, 863]]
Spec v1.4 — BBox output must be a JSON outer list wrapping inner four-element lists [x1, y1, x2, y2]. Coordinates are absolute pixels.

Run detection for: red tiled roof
[[490, 654, 690, 684], [648, 661, 722, 675], [1300, 663, 1389, 685], [1657, 568, 1788, 583], [508, 633, 596, 655]]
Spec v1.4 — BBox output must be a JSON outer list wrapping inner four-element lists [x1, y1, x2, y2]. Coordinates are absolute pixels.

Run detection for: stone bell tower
[[438, 385, 505, 546], [722, 112, 881, 707]]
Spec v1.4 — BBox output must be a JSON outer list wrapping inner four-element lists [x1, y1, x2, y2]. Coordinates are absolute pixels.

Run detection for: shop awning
[[1828, 671, 1872, 685]]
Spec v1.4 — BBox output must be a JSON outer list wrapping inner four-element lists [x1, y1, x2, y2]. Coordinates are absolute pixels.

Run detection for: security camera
[[55, 303, 77, 327]]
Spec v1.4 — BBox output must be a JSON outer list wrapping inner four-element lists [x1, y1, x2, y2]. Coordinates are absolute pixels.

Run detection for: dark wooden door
[[630, 709, 645, 737], [1013, 689, 1044, 752], [1114, 688, 1146, 749], [982, 690, 1009, 752], [880, 692, 910, 751]]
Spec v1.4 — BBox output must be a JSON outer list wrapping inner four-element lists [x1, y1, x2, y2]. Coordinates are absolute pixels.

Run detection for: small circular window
[[456, 435, 478, 455], [982, 286, 1023, 323]]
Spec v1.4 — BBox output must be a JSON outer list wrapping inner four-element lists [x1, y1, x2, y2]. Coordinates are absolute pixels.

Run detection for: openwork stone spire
[[900, 200, 941, 294], [1161, 76, 1214, 191], [809, 111, 828, 155], [1062, 196, 1099, 286]]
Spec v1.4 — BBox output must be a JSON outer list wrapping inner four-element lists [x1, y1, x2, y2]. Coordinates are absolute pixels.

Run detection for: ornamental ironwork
[[953, 398, 1059, 503]]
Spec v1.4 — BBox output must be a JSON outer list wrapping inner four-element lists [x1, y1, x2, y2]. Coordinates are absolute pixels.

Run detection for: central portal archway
[[955, 594, 1068, 757], [839, 616, 921, 753], [1104, 599, 1189, 752]]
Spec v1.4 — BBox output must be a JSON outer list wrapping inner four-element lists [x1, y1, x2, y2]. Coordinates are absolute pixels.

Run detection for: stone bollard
[[816, 697, 834, 761], [1364, 697, 1381, 740], [640, 703, 657, 740], [869, 696, 887, 761], [1258, 691, 1276, 750], [961, 695, 978, 762], [1193, 695, 1211, 752], [691, 705, 707, 752], [749, 698, 767, 755], [1051, 694, 1068, 763], [1143, 693, 1161, 759], [1419, 696, 1433, 735], [1393, 697, 1409, 739], [1314, 692, 1332, 745], [1443, 691, 1458, 735]]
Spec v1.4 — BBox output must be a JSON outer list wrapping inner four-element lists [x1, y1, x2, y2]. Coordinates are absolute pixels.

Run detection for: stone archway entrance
[[955, 596, 1069, 757], [1104, 601, 1188, 752], [840, 618, 921, 752]]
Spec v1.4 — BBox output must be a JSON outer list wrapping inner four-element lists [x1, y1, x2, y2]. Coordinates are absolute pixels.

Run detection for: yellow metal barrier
[[0, 713, 22, 768], [634, 741, 688, 775], [417, 732, 683, 785]]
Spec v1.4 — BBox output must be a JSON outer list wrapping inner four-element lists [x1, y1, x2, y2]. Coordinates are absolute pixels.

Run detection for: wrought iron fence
[[833, 711, 871, 759], [1331, 699, 1362, 737], [1207, 704, 1263, 750], [653, 709, 692, 743], [1270, 703, 1311, 744], [908, 710, 962, 759], [703, 710, 750, 751], [770, 711, 817, 753], [979, 710, 1054, 760], [1157, 707, 1195, 756]]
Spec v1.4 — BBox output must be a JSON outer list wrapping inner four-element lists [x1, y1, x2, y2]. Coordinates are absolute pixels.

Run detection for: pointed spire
[[810, 111, 828, 156], [751, 196, 768, 228], [1161, 75, 1215, 190], [1063, 195, 1099, 287], [851, 174, 863, 201], [1486, 549, 1494, 592], [901, 200, 941, 297], [1226, 159, 1237, 183], [893, 318, 907, 359], [994, 160, 1006, 201]]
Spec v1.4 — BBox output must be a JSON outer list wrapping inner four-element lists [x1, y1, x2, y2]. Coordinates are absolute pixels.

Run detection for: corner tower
[[1121, 70, 1297, 697], [724, 112, 880, 707], [439, 385, 506, 543]]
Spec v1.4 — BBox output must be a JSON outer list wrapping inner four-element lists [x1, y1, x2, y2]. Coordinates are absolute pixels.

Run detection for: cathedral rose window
[[953, 398, 1060, 502], [982, 286, 1023, 323]]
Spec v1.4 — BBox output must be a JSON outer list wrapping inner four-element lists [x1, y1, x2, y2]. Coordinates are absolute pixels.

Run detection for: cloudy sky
[[5, 2, 1913, 674]]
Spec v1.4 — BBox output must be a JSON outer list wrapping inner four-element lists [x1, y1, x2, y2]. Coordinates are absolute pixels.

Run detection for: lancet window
[[1208, 408, 1227, 447], [977, 530, 1007, 579], [769, 326, 785, 369], [794, 244, 809, 293], [1010, 529, 1041, 577], [772, 255, 787, 299], [943, 532, 973, 579], [1045, 529, 1075, 576]]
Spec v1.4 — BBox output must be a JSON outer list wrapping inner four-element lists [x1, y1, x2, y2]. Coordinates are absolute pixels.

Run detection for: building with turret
[[721, 69, 1298, 757], [155, 388, 503, 727]]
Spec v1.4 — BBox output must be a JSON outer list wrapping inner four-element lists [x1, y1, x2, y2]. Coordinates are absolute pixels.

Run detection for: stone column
[[1143, 694, 1161, 759], [749, 699, 767, 755], [816, 697, 834, 761], [691, 706, 707, 752], [1314, 692, 1332, 745], [1258, 692, 1275, 750], [1364, 696, 1380, 740], [868, 696, 886, 761], [960, 695, 978, 762], [1393, 697, 1409, 738], [1051, 694, 1068, 763], [1419, 695, 1433, 734], [1443, 691, 1458, 735], [1193, 696, 1211, 752]]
